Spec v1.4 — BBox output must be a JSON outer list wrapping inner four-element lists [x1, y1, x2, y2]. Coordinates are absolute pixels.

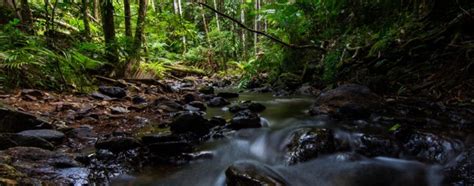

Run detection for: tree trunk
[[101, 0, 119, 65], [124, 0, 132, 38], [133, 0, 147, 54], [19, 0, 33, 33], [92, 0, 99, 19], [240, 0, 246, 59], [177, 0, 186, 51], [254, 0, 260, 55], [213, 0, 220, 31], [81, 0, 91, 39]]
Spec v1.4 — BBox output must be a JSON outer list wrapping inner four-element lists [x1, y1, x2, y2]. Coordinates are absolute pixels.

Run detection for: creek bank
[[0, 78, 472, 185]]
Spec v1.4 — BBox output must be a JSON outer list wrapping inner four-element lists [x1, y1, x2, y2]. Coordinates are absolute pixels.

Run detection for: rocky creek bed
[[0, 78, 473, 185]]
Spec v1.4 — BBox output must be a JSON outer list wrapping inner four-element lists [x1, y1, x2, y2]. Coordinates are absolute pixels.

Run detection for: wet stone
[[228, 110, 262, 130], [309, 84, 382, 118], [285, 127, 335, 165], [169, 112, 211, 135], [229, 101, 266, 113], [395, 129, 463, 164], [198, 86, 214, 95], [183, 93, 201, 103], [132, 95, 147, 104], [91, 92, 113, 100], [0, 133, 54, 150], [98, 86, 127, 98], [207, 97, 230, 107], [225, 160, 287, 186], [217, 92, 239, 99], [354, 134, 399, 157], [95, 137, 142, 153], [189, 101, 206, 111], [0, 107, 53, 133], [443, 146, 474, 185], [17, 129, 65, 143]]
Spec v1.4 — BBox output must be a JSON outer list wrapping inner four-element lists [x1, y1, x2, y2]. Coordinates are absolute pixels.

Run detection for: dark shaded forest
[[0, 0, 473, 185]]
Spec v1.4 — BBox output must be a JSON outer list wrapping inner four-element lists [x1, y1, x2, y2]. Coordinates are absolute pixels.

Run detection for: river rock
[[0, 147, 88, 185], [132, 95, 147, 104], [295, 84, 321, 96], [0, 107, 52, 133], [0, 133, 54, 150], [198, 86, 214, 95], [98, 86, 127, 98], [20, 89, 44, 101], [207, 97, 230, 107], [309, 84, 382, 118], [353, 134, 400, 157], [217, 92, 239, 99], [169, 112, 212, 135], [229, 101, 266, 113], [0, 164, 24, 184], [153, 97, 184, 112], [95, 137, 142, 153], [17, 129, 65, 143], [225, 160, 287, 186], [395, 129, 463, 164], [189, 101, 206, 111], [91, 92, 113, 100], [443, 147, 474, 185], [183, 93, 201, 103], [147, 141, 194, 155], [228, 110, 262, 130], [284, 127, 335, 165]]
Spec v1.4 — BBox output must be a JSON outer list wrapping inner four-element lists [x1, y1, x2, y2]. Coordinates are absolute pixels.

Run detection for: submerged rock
[[17, 129, 65, 143], [207, 97, 230, 107], [225, 160, 287, 186], [98, 86, 127, 98], [228, 110, 262, 130], [189, 101, 206, 111], [284, 127, 335, 164], [0, 107, 52, 133], [0, 133, 54, 150], [309, 84, 382, 118]]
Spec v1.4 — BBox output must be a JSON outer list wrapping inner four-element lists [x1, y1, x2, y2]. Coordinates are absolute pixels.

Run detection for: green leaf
[[389, 124, 401, 132]]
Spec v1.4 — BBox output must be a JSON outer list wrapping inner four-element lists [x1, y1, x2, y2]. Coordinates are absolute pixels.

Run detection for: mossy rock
[[274, 73, 302, 90]]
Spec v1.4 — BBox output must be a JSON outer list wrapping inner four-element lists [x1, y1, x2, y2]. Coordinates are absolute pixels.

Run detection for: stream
[[112, 91, 451, 186]]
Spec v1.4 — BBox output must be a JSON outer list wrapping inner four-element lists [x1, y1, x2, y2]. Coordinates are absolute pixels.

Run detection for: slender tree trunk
[[213, 0, 220, 31], [81, 0, 91, 39], [124, 0, 132, 38], [92, 0, 99, 19], [133, 0, 148, 56], [254, 0, 260, 55], [19, 0, 33, 33], [240, 0, 246, 59], [101, 0, 119, 65], [177, 0, 186, 51]]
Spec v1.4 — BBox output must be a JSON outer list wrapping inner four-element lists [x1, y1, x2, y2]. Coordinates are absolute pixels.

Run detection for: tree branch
[[195, 2, 326, 52]]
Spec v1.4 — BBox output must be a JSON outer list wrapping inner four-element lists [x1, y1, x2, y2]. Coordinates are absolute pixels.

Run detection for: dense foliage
[[0, 0, 472, 94]]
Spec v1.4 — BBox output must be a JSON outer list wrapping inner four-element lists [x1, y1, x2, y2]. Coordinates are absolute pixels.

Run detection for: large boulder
[[0, 107, 52, 133], [225, 161, 287, 186], [0, 133, 54, 150], [284, 127, 335, 164], [228, 110, 262, 130], [309, 84, 382, 118], [353, 134, 400, 158]]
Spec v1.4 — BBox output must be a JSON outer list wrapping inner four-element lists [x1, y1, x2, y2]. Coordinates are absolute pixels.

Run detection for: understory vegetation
[[0, 0, 472, 100]]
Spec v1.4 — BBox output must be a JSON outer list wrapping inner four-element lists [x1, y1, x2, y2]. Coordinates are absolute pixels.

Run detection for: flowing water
[[113, 92, 444, 186]]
